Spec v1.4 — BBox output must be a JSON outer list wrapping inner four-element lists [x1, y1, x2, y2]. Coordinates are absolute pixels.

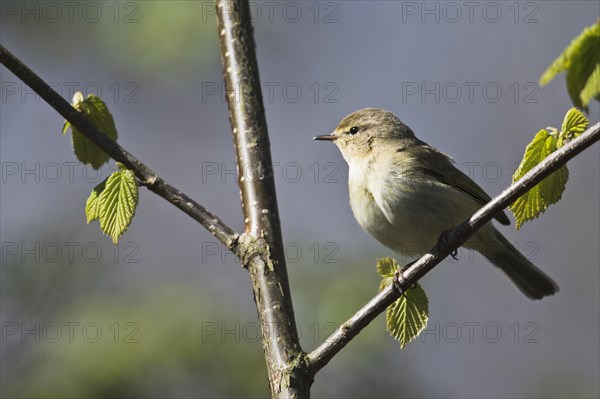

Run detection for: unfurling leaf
[[510, 107, 588, 229], [376, 257, 397, 292], [510, 128, 568, 229], [85, 179, 106, 223], [561, 107, 589, 139], [62, 92, 118, 169]]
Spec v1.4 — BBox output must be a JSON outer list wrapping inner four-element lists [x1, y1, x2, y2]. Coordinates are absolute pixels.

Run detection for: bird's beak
[[313, 133, 338, 141]]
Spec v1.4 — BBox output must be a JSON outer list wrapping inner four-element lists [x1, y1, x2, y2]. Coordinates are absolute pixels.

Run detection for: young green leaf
[[85, 178, 107, 223], [510, 128, 569, 229], [96, 163, 139, 244], [62, 92, 118, 169], [377, 257, 398, 292], [561, 107, 589, 137], [580, 64, 600, 106], [377, 258, 429, 348], [386, 284, 428, 349], [539, 21, 600, 110]]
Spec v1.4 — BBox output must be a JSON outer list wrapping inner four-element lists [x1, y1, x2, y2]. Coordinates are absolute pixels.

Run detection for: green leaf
[[539, 47, 569, 87], [509, 128, 569, 229], [376, 257, 397, 277], [539, 21, 600, 110], [62, 92, 118, 169], [377, 257, 398, 292], [71, 130, 110, 170], [85, 178, 107, 223], [561, 107, 589, 136], [559, 107, 590, 147], [376, 258, 429, 348], [386, 284, 428, 349], [96, 164, 139, 244], [580, 64, 600, 110]]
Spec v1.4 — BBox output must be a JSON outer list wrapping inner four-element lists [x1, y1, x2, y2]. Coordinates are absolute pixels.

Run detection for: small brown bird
[[315, 108, 558, 299]]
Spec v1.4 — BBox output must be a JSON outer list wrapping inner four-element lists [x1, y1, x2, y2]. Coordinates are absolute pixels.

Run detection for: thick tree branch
[[216, 1, 308, 397], [307, 122, 600, 373], [0, 44, 239, 251]]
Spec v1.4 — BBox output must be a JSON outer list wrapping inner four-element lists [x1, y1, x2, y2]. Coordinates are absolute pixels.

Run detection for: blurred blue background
[[1, 1, 599, 397]]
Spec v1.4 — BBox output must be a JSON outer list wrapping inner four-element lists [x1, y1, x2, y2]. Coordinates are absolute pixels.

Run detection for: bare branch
[[307, 122, 600, 373], [0, 44, 239, 250], [216, 1, 308, 396]]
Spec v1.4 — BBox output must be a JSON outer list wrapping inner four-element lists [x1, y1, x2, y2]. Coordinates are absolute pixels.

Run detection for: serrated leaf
[[539, 47, 569, 86], [540, 21, 600, 110], [386, 283, 428, 349], [511, 129, 556, 180], [510, 167, 569, 229], [80, 95, 118, 142], [510, 128, 569, 229], [561, 107, 589, 136], [97, 167, 138, 244], [72, 130, 111, 169], [377, 257, 398, 292], [376, 257, 397, 278], [580, 63, 600, 107], [63, 92, 118, 169], [565, 22, 600, 110], [85, 178, 107, 223]]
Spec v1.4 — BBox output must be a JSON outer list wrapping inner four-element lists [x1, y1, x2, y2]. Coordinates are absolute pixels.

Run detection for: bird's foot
[[393, 261, 413, 296], [436, 230, 458, 259]]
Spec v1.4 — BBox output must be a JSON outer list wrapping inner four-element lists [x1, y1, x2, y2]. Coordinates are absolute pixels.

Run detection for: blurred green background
[[1, 1, 599, 398]]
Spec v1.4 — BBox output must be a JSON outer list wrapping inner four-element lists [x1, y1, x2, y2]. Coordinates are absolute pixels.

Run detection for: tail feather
[[482, 231, 559, 300]]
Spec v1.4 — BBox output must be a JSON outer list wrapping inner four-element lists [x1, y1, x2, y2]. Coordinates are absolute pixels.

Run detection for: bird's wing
[[415, 145, 511, 226]]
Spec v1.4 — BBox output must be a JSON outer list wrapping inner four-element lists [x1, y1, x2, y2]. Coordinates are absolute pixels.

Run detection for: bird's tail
[[481, 230, 559, 300]]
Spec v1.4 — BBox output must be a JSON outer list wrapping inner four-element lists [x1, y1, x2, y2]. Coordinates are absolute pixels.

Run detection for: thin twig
[[0, 44, 239, 250], [307, 122, 600, 373]]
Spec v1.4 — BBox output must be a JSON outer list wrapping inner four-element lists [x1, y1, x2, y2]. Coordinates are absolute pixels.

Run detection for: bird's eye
[[349, 126, 359, 135]]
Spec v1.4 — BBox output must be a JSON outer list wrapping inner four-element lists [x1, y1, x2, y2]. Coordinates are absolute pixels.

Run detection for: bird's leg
[[393, 261, 414, 296], [436, 230, 459, 259], [451, 249, 459, 260]]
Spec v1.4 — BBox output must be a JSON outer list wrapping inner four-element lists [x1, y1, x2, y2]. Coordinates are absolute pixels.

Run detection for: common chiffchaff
[[315, 108, 558, 299]]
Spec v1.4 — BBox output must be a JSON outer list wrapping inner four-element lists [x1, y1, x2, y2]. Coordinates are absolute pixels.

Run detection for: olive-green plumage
[[315, 108, 558, 299]]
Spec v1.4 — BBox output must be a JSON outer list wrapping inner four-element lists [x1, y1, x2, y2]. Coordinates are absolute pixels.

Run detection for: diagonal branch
[[0, 44, 239, 251], [216, 1, 308, 396], [307, 122, 600, 374]]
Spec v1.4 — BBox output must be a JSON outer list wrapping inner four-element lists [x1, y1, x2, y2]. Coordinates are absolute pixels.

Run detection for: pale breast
[[347, 154, 482, 256], [347, 156, 402, 251]]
